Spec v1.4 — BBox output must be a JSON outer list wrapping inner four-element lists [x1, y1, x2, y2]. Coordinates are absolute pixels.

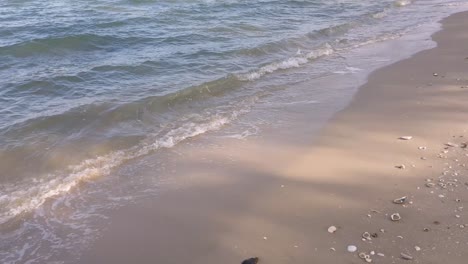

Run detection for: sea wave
[[237, 43, 334, 81], [0, 34, 150, 58], [394, 0, 412, 7], [0, 96, 256, 226]]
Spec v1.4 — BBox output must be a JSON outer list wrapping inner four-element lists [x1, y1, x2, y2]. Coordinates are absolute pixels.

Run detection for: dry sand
[[79, 11, 468, 264]]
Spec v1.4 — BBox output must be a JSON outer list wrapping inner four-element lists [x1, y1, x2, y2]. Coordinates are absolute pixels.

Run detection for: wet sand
[[79, 11, 468, 264]]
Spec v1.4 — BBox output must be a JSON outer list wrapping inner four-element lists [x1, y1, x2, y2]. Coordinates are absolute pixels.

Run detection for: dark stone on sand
[[242, 257, 259, 264]]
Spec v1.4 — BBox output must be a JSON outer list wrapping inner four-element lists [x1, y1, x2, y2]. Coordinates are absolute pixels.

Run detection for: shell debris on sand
[[328, 226, 337, 233], [362, 232, 371, 240], [401, 252, 414, 260], [393, 196, 407, 204], [390, 213, 402, 221], [399, 136, 413, 140]]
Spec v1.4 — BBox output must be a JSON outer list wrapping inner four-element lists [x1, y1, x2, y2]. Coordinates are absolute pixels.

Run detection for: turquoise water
[[0, 0, 467, 262]]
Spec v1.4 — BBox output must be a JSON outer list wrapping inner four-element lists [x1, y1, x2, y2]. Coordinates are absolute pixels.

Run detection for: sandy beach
[[79, 11, 468, 264]]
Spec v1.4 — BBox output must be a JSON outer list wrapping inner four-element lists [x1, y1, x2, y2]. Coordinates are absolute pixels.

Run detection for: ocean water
[[1, 0, 468, 262]]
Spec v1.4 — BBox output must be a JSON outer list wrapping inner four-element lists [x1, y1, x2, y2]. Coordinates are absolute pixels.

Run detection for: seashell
[[393, 196, 407, 204], [362, 232, 371, 240], [415, 246, 421, 251], [433, 73, 438, 76], [400, 253, 413, 260], [399, 136, 413, 140], [395, 164, 406, 169], [347, 245, 357, 252], [425, 182, 435, 188], [390, 213, 401, 221], [446, 142, 458, 147], [328, 226, 337, 233], [359, 252, 367, 259]]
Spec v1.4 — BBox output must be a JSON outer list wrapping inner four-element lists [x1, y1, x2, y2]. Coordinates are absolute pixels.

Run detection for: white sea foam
[[394, 0, 412, 7], [237, 43, 334, 81], [0, 99, 255, 225]]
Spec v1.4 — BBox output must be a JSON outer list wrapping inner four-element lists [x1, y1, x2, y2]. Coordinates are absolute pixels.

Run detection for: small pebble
[[241, 257, 259, 264], [347, 245, 357, 253]]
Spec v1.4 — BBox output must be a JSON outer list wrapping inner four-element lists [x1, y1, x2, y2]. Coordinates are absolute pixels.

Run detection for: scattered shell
[[370, 251, 375, 255], [371, 232, 378, 238], [362, 232, 371, 240], [395, 165, 406, 169], [446, 142, 458, 147], [393, 196, 407, 204], [328, 226, 337, 234], [347, 245, 357, 253], [461, 143, 467, 148], [359, 253, 372, 263], [415, 246, 421, 251], [377, 253, 385, 257], [390, 213, 401, 221], [401, 253, 413, 260], [399, 136, 413, 140], [460, 225, 465, 229], [423, 228, 430, 232], [263, 236, 268, 240], [418, 146, 427, 150], [330, 247, 336, 251], [425, 182, 435, 188], [433, 73, 438, 76]]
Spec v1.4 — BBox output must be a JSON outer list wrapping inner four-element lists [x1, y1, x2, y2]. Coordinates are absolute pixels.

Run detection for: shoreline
[[79, 11, 468, 264]]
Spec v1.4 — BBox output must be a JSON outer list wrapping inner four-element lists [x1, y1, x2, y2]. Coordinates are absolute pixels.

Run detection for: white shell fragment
[[347, 245, 357, 253], [446, 142, 458, 147], [393, 196, 407, 204], [328, 226, 337, 234], [399, 136, 413, 140], [395, 164, 406, 169], [401, 253, 413, 260], [390, 213, 401, 221], [415, 246, 421, 251], [362, 232, 371, 240]]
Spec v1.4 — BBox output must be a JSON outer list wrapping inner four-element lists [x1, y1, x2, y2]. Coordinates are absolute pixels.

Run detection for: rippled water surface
[[1, 0, 468, 262]]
